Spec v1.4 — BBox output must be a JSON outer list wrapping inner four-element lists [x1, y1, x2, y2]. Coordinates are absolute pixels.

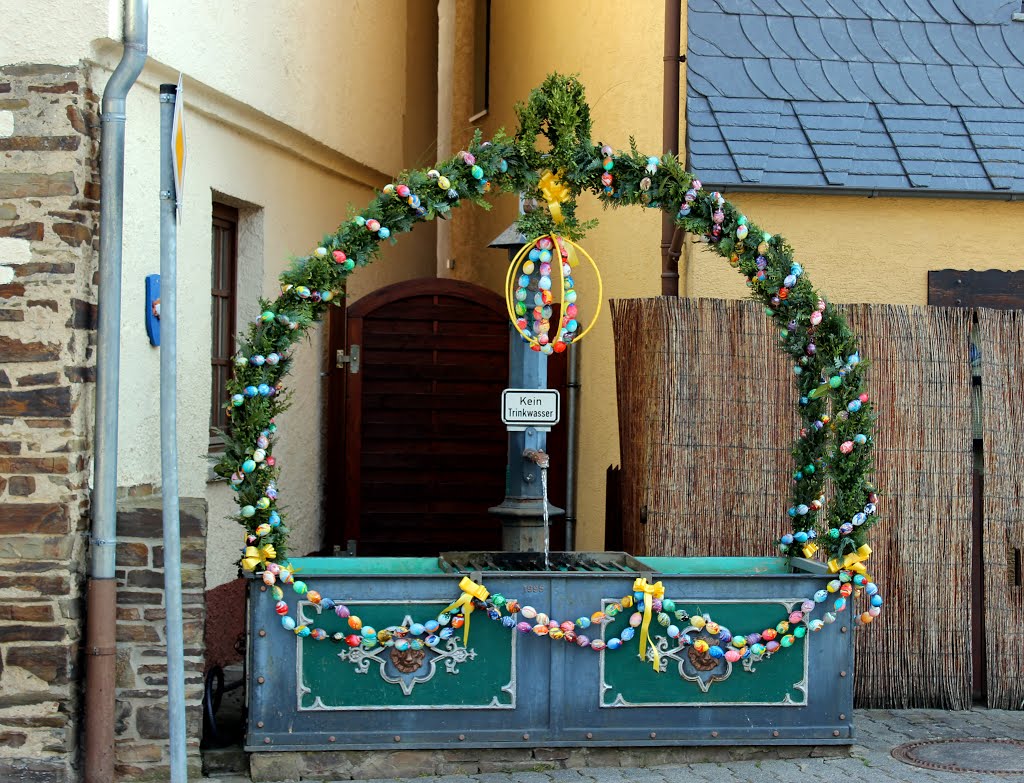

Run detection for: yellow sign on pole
[[171, 74, 186, 219]]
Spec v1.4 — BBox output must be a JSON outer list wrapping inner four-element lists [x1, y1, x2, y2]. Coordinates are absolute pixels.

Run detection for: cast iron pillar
[[488, 224, 564, 552]]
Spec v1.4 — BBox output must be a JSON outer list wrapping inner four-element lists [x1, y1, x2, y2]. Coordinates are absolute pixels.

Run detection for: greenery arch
[[217, 74, 878, 586]]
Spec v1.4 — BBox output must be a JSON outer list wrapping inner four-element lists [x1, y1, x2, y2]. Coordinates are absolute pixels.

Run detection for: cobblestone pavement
[[205, 708, 1024, 783]]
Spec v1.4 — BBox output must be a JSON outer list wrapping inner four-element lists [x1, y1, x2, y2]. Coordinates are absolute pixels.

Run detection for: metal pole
[[159, 82, 188, 783], [488, 228, 563, 552], [564, 343, 580, 551], [86, 1, 148, 780]]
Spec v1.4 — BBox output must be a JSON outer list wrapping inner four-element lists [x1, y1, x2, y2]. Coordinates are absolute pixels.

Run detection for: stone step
[[202, 745, 249, 777]]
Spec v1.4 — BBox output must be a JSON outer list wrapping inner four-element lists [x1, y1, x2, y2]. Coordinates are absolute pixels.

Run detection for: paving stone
[[599, 770, 659, 783], [719, 760, 769, 781], [218, 709, 1024, 783], [626, 768, 665, 781], [512, 772, 561, 783], [429, 775, 477, 783], [546, 769, 588, 783], [680, 762, 742, 783], [651, 766, 689, 783], [475, 773, 524, 783], [582, 767, 638, 783]]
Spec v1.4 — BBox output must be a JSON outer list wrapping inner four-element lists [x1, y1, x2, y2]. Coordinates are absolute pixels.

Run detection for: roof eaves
[[691, 182, 1024, 200]]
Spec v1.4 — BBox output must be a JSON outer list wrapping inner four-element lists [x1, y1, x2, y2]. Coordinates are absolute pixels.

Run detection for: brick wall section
[[114, 497, 206, 781], [0, 63, 99, 783]]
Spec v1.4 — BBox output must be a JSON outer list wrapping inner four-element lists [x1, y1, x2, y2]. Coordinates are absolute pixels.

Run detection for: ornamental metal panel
[[247, 555, 854, 751]]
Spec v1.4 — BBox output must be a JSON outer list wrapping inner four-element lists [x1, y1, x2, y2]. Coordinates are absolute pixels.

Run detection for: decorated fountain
[[223, 75, 882, 754]]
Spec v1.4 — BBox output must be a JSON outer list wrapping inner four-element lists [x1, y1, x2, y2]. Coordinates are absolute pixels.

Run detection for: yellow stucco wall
[[0, 0, 112, 64], [61, 1, 439, 587], [1, 0, 418, 179], [10, 0, 1020, 574], [146, 0, 416, 178], [106, 67, 429, 589], [684, 193, 1024, 304], [448, 1, 1023, 552], [441, 0, 678, 551]]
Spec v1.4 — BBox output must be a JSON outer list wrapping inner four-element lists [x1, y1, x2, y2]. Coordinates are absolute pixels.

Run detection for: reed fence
[[842, 304, 973, 709], [611, 298, 795, 559], [611, 298, 976, 708], [977, 308, 1024, 710]]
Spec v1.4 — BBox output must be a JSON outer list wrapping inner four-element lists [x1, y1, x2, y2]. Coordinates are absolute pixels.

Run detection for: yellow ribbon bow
[[241, 544, 277, 572], [538, 170, 569, 224], [633, 577, 665, 672], [828, 544, 871, 574], [442, 576, 490, 647]]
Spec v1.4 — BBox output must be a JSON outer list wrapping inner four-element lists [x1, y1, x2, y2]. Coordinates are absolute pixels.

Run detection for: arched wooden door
[[326, 278, 566, 556]]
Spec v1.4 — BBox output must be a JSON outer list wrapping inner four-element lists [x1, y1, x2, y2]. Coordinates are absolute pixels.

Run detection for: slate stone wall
[[0, 62, 99, 783], [0, 63, 207, 782]]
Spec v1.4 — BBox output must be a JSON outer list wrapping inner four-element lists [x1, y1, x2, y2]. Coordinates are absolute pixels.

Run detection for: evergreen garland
[[218, 74, 876, 573]]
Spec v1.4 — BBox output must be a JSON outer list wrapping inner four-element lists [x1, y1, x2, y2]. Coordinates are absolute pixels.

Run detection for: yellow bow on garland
[[538, 170, 569, 224], [828, 543, 871, 574], [241, 544, 276, 572], [442, 576, 490, 646], [633, 577, 665, 672]]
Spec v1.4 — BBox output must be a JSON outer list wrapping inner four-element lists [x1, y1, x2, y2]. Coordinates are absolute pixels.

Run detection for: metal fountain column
[[487, 224, 564, 553]]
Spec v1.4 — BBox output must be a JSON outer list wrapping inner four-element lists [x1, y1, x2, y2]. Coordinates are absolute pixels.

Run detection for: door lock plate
[[335, 344, 360, 374]]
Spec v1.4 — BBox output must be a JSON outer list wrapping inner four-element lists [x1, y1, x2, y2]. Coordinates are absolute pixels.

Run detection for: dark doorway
[[327, 277, 566, 556]]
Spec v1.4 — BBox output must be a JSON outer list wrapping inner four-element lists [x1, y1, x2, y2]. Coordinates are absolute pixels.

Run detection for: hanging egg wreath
[[215, 74, 882, 682], [504, 231, 602, 353]]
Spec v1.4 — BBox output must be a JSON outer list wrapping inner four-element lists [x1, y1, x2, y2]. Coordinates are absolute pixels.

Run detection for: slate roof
[[686, 0, 1024, 195]]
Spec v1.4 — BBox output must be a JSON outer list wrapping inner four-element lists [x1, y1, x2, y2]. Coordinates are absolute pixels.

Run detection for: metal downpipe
[[86, 1, 148, 781], [661, 0, 683, 297]]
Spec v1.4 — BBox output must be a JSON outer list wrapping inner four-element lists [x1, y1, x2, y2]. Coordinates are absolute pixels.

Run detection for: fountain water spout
[[522, 449, 550, 469]]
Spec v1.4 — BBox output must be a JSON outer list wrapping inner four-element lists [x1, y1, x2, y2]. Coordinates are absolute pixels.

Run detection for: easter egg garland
[[215, 75, 881, 671], [264, 569, 882, 687]]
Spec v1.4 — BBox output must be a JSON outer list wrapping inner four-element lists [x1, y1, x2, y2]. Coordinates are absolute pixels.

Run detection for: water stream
[[540, 466, 551, 571]]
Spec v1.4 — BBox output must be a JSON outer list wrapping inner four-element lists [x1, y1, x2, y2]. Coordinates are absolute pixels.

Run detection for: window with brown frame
[[210, 202, 238, 450]]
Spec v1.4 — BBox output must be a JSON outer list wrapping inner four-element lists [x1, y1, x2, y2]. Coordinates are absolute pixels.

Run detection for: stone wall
[[0, 62, 99, 783], [114, 496, 207, 781], [0, 63, 208, 782]]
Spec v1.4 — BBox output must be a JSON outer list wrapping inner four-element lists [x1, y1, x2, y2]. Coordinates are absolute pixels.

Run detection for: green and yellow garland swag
[[217, 75, 881, 658]]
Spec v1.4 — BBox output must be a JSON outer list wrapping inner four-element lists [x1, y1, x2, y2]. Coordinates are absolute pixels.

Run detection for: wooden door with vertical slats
[[334, 278, 515, 555]]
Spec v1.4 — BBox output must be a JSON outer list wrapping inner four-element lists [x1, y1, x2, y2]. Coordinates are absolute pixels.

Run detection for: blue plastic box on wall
[[145, 273, 160, 346]]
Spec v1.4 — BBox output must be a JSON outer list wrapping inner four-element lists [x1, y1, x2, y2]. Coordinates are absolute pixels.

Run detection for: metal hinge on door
[[335, 344, 360, 374]]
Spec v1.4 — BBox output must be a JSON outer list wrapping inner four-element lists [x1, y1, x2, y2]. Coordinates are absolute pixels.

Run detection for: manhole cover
[[892, 739, 1024, 775]]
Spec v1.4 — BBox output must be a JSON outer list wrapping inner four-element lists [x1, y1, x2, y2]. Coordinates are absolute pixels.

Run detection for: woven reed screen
[[611, 298, 794, 557], [611, 298, 974, 708], [841, 304, 973, 708], [977, 308, 1024, 710]]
